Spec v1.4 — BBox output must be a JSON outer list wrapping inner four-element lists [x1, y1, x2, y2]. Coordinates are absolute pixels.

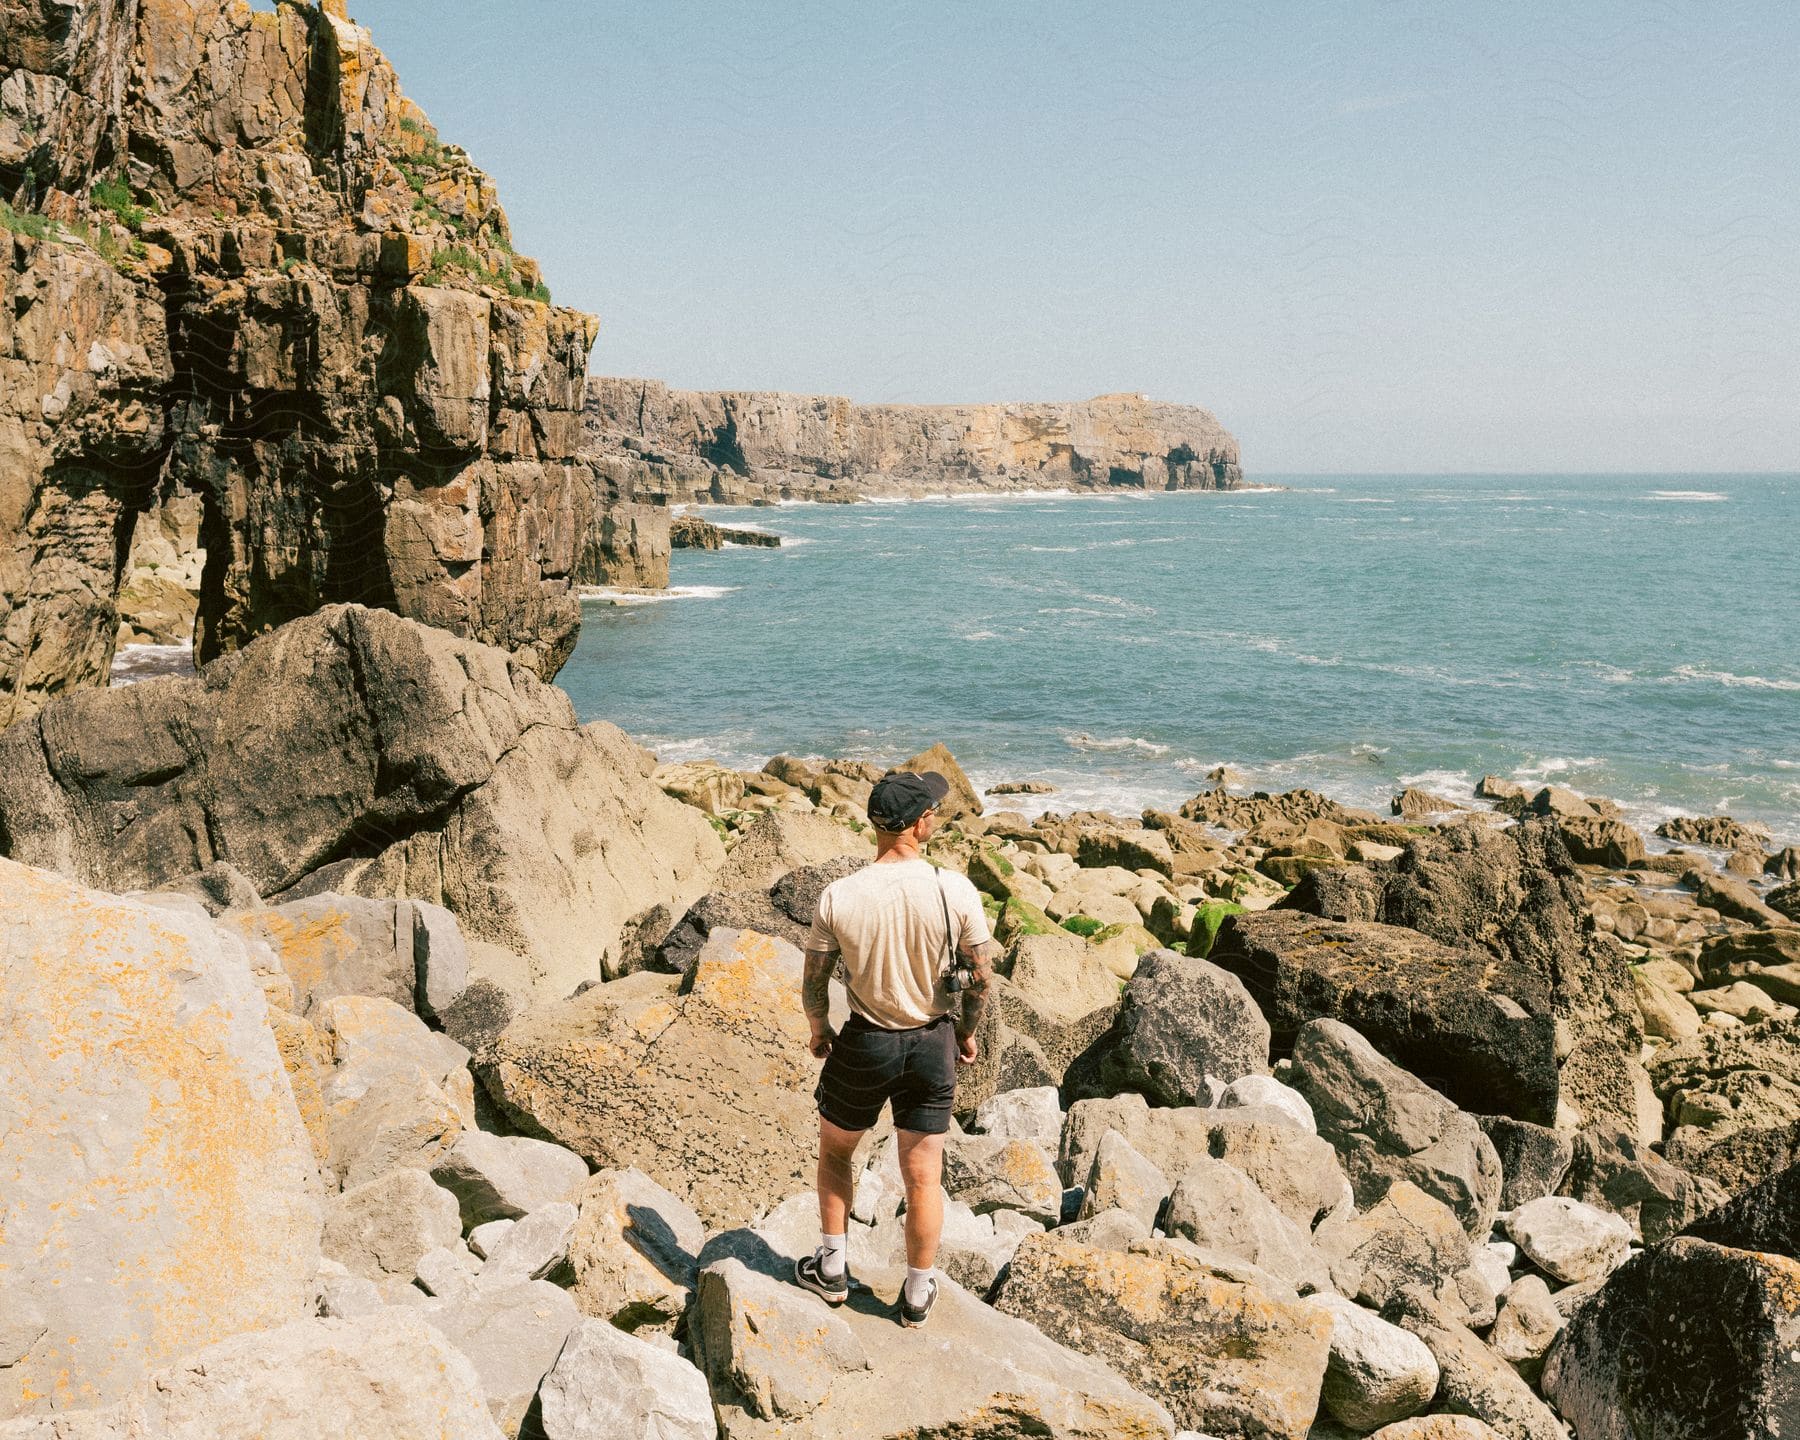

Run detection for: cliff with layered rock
[[0, 0, 660, 726], [584, 378, 1244, 505]]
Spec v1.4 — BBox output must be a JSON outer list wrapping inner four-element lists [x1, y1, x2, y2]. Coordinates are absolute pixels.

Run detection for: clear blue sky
[[347, 1, 1799, 473]]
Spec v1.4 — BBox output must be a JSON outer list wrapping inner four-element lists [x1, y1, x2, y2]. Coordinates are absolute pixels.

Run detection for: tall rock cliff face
[[585, 378, 1244, 504], [0, 0, 645, 727]]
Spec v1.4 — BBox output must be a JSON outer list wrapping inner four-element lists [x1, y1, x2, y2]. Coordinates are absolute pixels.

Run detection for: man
[[796, 769, 998, 1327]]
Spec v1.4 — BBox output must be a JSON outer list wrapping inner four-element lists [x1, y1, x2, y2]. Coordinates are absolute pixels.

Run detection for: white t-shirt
[[808, 859, 993, 1030]]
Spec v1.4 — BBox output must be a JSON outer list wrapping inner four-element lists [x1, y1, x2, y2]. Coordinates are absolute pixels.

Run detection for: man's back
[[810, 858, 989, 1030]]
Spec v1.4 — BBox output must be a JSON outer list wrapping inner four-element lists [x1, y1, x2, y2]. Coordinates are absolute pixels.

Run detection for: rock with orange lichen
[[564, 1167, 706, 1333], [942, 1134, 1064, 1226], [0, 858, 323, 1421], [0, 1311, 502, 1440], [1541, 1236, 1800, 1440], [477, 927, 820, 1228], [993, 1229, 1332, 1439]]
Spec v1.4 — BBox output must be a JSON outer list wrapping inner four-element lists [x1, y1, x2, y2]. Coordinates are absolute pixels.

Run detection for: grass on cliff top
[[424, 243, 551, 303], [0, 197, 143, 271]]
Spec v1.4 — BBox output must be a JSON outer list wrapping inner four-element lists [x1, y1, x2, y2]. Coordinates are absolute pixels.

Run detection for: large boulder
[[691, 1231, 1170, 1437], [1289, 1018, 1502, 1239], [565, 1167, 707, 1330], [993, 1229, 1332, 1440], [536, 1318, 715, 1440], [0, 860, 322, 1419], [476, 928, 819, 1228], [896, 742, 984, 820], [1265, 820, 1649, 1137], [1302, 1292, 1440, 1433], [709, 809, 873, 892], [414, 1280, 582, 1435], [1389, 1290, 1569, 1440], [1648, 1015, 1800, 1136], [1542, 1238, 1800, 1440], [1162, 1159, 1332, 1293], [1683, 1154, 1800, 1257], [1064, 949, 1270, 1107], [1559, 1122, 1724, 1244], [1313, 1182, 1499, 1329], [0, 607, 723, 1003], [0, 1313, 502, 1440]]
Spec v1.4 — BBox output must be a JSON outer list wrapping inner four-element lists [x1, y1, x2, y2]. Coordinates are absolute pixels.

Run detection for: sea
[[560, 473, 1800, 847]]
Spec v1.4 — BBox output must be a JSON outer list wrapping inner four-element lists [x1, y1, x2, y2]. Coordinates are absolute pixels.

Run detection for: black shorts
[[816, 1013, 958, 1135]]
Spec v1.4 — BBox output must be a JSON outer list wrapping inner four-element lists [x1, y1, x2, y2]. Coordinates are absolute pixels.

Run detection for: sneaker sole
[[793, 1261, 849, 1306]]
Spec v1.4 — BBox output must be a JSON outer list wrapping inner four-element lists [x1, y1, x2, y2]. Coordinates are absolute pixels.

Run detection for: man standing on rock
[[797, 769, 997, 1327]]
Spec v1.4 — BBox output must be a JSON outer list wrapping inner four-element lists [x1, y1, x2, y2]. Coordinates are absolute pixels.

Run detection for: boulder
[[1302, 1292, 1439, 1432], [710, 809, 874, 892], [1219, 1074, 1317, 1132], [993, 1229, 1332, 1440], [430, 1131, 590, 1229], [415, 1280, 582, 1435], [1559, 1122, 1725, 1244], [1657, 814, 1770, 849], [1698, 928, 1800, 982], [1079, 1129, 1171, 1230], [940, 1135, 1062, 1226], [972, 1084, 1064, 1153], [1682, 1155, 1800, 1257], [1289, 1019, 1502, 1239], [1393, 788, 1462, 820], [1388, 1290, 1570, 1440], [693, 1231, 1171, 1438], [656, 888, 810, 974], [1648, 1015, 1800, 1136], [536, 1318, 715, 1440], [0, 860, 322, 1418], [998, 930, 1122, 1078], [1553, 816, 1645, 868], [1632, 965, 1702, 1041], [477, 928, 819, 1227], [0, 608, 723, 1004], [654, 759, 747, 816], [693, 1255, 869, 1421], [1065, 949, 1269, 1107], [1489, 1275, 1563, 1386], [153, 860, 263, 916], [1366, 1421, 1506, 1440], [320, 1167, 461, 1287], [565, 1166, 706, 1330], [1542, 1237, 1800, 1440], [895, 742, 984, 820], [477, 1201, 578, 1286], [1666, 1117, 1800, 1200], [0, 1313, 503, 1440], [1475, 1116, 1573, 1208], [220, 894, 419, 1018], [1163, 1159, 1331, 1293], [416, 1243, 482, 1299], [1313, 1182, 1499, 1329], [1683, 869, 1787, 926], [1077, 826, 1177, 876], [1770, 879, 1800, 921], [1505, 1197, 1631, 1284], [1269, 820, 1649, 1137]]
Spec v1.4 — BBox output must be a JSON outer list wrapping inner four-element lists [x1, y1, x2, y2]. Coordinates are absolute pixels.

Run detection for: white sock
[[904, 1265, 934, 1307], [816, 1233, 847, 1279]]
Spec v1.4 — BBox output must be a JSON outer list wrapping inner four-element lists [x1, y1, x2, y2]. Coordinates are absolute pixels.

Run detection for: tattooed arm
[[954, 937, 1001, 1061], [802, 946, 838, 1059]]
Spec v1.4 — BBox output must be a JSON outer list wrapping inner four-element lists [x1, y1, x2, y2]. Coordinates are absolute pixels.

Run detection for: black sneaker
[[899, 1276, 938, 1328], [794, 1252, 849, 1305]]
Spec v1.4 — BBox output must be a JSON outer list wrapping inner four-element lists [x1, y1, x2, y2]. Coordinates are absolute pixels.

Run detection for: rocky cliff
[[584, 379, 1244, 505], [0, 0, 659, 727]]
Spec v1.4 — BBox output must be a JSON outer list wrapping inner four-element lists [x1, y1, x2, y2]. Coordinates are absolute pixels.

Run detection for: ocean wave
[[1339, 497, 1396, 505], [580, 584, 736, 605], [962, 630, 998, 641], [1514, 756, 1605, 779], [1018, 545, 1080, 553], [1064, 732, 1171, 757], [110, 642, 196, 685], [1662, 665, 1800, 692], [1649, 490, 1728, 502], [1231, 485, 1287, 494], [1397, 769, 1475, 797]]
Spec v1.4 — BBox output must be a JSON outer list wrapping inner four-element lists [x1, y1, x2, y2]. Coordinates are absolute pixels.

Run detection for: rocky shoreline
[[5, 606, 1799, 1437]]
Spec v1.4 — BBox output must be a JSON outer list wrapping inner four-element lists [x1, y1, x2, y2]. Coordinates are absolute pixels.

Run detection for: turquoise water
[[559, 475, 1800, 845]]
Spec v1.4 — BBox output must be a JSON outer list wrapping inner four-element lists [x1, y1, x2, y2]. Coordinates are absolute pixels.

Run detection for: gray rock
[[467, 1218, 514, 1260], [1389, 1288, 1569, 1440], [0, 1313, 502, 1439], [0, 861, 323, 1416], [1560, 1121, 1726, 1243], [320, 1167, 462, 1286], [1489, 1274, 1562, 1385], [438, 977, 518, 1054], [1164, 1159, 1331, 1293], [152, 860, 262, 915], [478, 1200, 578, 1286], [416, 1280, 582, 1435], [220, 893, 419, 1017], [430, 1130, 590, 1228], [1067, 949, 1270, 1107], [851, 1136, 904, 1224], [1542, 1238, 1800, 1440], [315, 1265, 385, 1320], [690, 1257, 871, 1420], [1475, 1115, 1573, 1209], [1302, 1292, 1439, 1432], [326, 1068, 465, 1193], [1290, 1018, 1502, 1239], [415, 1243, 482, 1300], [1219, 1074, 1317, 1132], [566, 1167, 706, 1331], [1058, 1207, 1155, 1251], [1078, 1130, 1170, 1230], [972, 1085, 1064, 1152], [406, 898, 470, 1021], [1314, 1182, 1499, 1330], [537, 1318, 716, 1440], [1505, 1196, 1632, 1285], [941, 1135, 1062, 1226]]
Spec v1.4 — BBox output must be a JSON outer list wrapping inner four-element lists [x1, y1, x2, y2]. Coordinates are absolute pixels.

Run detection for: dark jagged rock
[[0, 604, 720, 1002], [1476, 1116, 1574, 1209], [1683, 1156, 1800, 1259], [1667, 1118, 1800, 1199], [0, 0, 658, 725], [1267, 820, 1649, 1137], [1179, 786, 1381, 832], [1542, 1238, 1800, 1439], [656, 889, 808, 975], [1560, 1122, 1725, 1244], [1657, 814, 1772, 850], [669, 512, 780, 549]]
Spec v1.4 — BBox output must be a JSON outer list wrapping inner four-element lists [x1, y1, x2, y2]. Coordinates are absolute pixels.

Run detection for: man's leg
[[816, 1113, 865, 1237], [896, 1127, 946, 1269]]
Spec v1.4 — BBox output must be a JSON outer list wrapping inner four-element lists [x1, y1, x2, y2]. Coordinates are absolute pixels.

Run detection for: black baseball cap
[[867, 770, 951, 831]]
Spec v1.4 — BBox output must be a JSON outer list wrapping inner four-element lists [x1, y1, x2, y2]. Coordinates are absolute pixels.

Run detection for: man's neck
[[875, 835, 922, 864]]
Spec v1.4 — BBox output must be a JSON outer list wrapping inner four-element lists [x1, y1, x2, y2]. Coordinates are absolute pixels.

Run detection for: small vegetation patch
[[1187, 900, 1245, 959], [0, 198, 55, 242], [1060, 914, 1104, 939], [90, 176, 147, 230]]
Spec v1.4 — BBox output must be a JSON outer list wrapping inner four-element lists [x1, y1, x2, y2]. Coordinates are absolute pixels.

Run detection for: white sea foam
[[1229, 485, 1287, 494], [1340, 497, 1396, 505], [1649, 490, 1728, 502], [110, 642, 195, 685], [1018, 545, 1080, 553], [962, 629, 998, 641], [1663, 665, 1800, 692], [1514, 756, 1605, 779], [580, 584, 736, 605], [1397, 769, 1476, 797], [1063, 732, 1171, 757]]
